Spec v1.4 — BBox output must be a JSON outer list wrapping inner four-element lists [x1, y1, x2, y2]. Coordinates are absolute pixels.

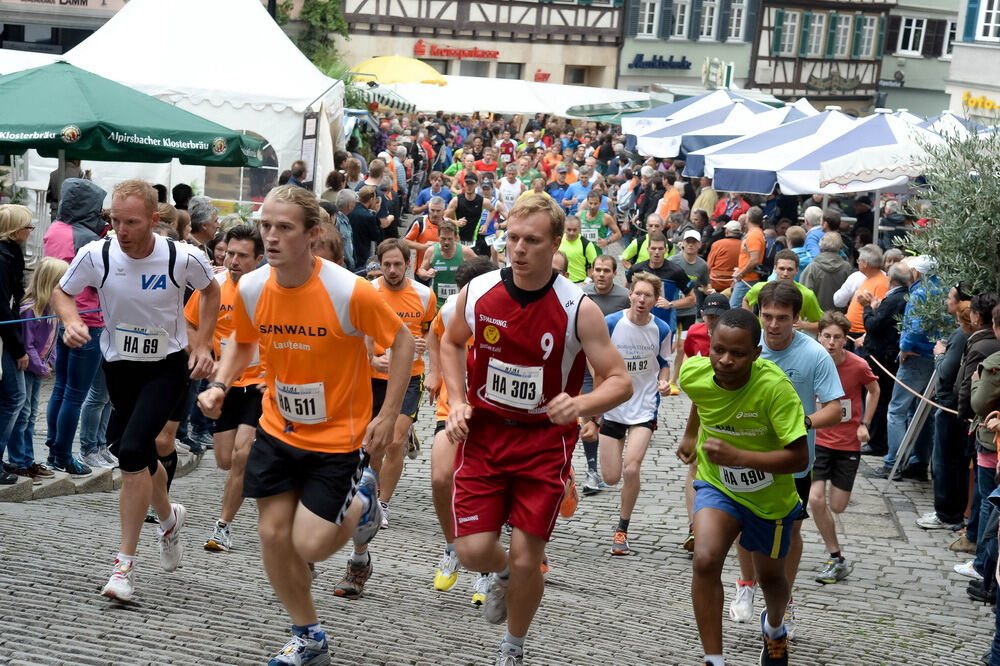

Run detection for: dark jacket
[[862, 284, 907, 365], [957, 328, 1000, 421], [0, 238, 26, 359], [935, 327, 969, 410]]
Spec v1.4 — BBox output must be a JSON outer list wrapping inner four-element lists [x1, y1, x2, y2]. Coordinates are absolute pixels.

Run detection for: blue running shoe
[[268, 635, 330, 666], [353, 468, 382, 547]]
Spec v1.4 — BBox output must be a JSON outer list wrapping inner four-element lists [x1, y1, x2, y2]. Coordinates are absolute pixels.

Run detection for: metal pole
[[267, 0, 277, 19]]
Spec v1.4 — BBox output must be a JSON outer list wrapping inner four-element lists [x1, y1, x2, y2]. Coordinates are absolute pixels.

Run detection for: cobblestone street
[[0, 390, 993, 665]]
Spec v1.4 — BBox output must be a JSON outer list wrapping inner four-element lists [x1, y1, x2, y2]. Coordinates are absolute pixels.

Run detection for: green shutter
[[826, 12, 838, 57], [798, 11, 812, 57], [772, 8, 785, 54], [875, 15, 886, 57], [851, 13, 864, 59]]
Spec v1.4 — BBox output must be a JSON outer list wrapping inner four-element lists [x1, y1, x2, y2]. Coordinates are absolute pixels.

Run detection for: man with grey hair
[[335, 188, 358, 270], [800, 232, 853, 311], [832, 244, 888, 338], [805, 207, 844, 259], [188, 196, 219, 251]]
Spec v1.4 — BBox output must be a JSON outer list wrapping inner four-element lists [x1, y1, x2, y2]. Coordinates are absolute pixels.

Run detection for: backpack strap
[[99, 237, 112, 288], [581, 237, 593, 272], [166, 237, 180, 289]]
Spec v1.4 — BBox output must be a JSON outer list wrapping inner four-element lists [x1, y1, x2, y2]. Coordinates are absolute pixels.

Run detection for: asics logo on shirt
[[140, 274, 168, 290], [735, 411, 759, 419]]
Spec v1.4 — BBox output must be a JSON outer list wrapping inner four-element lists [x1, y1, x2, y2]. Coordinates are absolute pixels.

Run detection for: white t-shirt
[[603, 310, 673, 425], [60, 236, 213, 362], [497, 178, 523, 212]]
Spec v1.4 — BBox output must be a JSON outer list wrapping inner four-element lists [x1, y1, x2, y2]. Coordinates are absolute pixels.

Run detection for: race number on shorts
[[485, 358, 543, 410], [719, 465, 773, 493], [114, 324, 169, 361], [275, 380, 327, 425]]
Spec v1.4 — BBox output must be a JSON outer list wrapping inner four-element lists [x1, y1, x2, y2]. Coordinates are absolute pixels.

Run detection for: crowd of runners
[[0, 111, 993, 666]]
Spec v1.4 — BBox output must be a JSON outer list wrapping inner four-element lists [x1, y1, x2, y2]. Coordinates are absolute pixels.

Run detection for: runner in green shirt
[[742, 249, 822, 334], [558, 216, 598, 284], [515, 155, 542, 190], [676, 307, 806, 666], [416, 220, 477, 309], [578, 191, 621, 254], [621, 214, 665, 270]]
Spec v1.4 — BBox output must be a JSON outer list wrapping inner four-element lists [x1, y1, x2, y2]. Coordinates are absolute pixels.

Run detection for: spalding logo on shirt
[[141, 274, 168, 290]]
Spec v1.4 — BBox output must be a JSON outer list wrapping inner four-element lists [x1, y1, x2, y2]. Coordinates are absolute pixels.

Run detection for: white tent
[[0, 48, 56, 75], [38, 0, 343, 205], [383, 75, 649, 117]]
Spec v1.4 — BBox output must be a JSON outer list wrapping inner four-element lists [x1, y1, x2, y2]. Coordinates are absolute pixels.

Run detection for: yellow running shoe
[[471, 573, 489, 605], [434, 550, 459, 591], [669, 382, 680, 396]]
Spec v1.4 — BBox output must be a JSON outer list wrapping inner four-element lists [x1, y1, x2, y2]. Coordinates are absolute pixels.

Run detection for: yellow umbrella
[[349, 55, 447, 86]]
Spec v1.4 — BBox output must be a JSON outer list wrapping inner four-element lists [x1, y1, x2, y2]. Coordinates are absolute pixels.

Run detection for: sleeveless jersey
[[430, 243, 463, 306], [455, 193, 484, 244], [464, 268, 585, 423], [578, 208, 607, 245]]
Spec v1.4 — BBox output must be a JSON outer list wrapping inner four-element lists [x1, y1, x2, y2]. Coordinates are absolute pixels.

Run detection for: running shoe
[[955, 560, 984, 580], [173, 439, 191, 454], [144, 509, 159, 525], [495, 640, 524, 666], [759, 609, 789, 666], [471, 573, 489, 605], [611, 530, 630, 556], [915, 511, 962, 530], [682, 525, 695, 553], [204, 521, 232, 552], [559, 470, 578, 518], [434, 550, 460, 591], [333, 558, 372, 600], [81, 451, 111, 470], [540, 558, 549, 577], [669, 382, 680, 396], [483, 573, 508, 624], [379, 502, 390, 530], [783, 598, 797, 640], [582, 469, 603, 495], [51, 457, 92, 477], [157, 503, 186, 572], [729, 582, 755, 623], [267, 634, 330, 666], [99, 447, 119, 468], [353, 468, 382, 546], [406, 427, 421, 460], [815, 557, 850, 584], [101, 558, 135, 603]]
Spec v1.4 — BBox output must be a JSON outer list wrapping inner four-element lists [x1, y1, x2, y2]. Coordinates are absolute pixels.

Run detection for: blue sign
[[628, 54, 692, 70]]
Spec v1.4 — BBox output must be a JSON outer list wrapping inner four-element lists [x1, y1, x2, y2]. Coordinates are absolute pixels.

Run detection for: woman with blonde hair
[[9, 257, 69, 483], [0, 204, 34, 484]]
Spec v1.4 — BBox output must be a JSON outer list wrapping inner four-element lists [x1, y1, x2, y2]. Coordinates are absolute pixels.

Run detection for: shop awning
[[564, 99, 653, 123], [354, 84, 416, 114]]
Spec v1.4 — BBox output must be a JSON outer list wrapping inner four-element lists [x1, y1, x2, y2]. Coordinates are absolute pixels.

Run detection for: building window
[[728, 0, 746, 40], [419, 59, 448, 74], [495, 62, 522, 79], [980, 0, 1000, 41], [565, 66, 587, 85], [807, 13, 826, 57], [672, 0, 690, 38], [897, 17, 926, 54], [944, 20, 957, 56], [859, 16, 877, 57], [637, 0, 659, 37], [834, 14, 851, 56], [779, 11, 799, 55], [459, 60, 489, 77], [700, 0, 718, 40]]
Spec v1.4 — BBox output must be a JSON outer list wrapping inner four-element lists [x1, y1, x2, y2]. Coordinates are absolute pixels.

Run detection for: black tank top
[[455, 193, 484, 243]]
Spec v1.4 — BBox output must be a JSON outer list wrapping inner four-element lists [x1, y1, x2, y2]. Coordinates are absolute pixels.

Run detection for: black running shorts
[[795, 472, 812, 520], [371, 374, 424, 422], [812, 444, 861, 493], [242, 427, 369, 525], [599, 418, 656, 440], [214, 385, 264, 434]]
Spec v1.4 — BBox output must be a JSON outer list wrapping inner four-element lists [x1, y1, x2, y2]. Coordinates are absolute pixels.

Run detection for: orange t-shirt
[[371, 277, 436, 379], [404, 217, 440, 270], [737, 227, 766, 282], [184, 271, 264, 388], [707, 237, 741, 291], [656, 187, 681, 218], [847, 272, 889, 333], [231, 259, 402, 453], [541, 153, 563, 177]]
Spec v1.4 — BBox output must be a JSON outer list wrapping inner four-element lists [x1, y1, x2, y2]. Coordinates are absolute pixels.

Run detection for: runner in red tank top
[[441, 194, 632, 666]]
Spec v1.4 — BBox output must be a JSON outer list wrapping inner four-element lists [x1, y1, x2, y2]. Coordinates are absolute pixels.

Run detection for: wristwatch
[[804, 415, 813, 430], [207, 381, 227, 394], [861, 422, 871, 429]]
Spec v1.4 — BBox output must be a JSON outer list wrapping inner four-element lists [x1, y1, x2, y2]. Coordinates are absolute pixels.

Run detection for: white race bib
[[719, 466, 774, 493], [438, 282, 458, 298], [581, 227, 599, 241], [838, 398, 852, 423], [114, 323, 168, 361], [485, 358, 543, 410], [624, 355, 651, 376], [275, 380, 327, 425]]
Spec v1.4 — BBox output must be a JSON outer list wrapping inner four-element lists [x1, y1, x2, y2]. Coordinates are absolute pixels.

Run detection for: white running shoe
[[916, 511, 962, 530], [101, 558, 135, 602], [482, 573, 508, 624], [204, 521, 232, 552], [434, 550, 460, 591], [729, 582, 756, 623], [353, 468, 382, 547], [174, 439, 191, 454], [158, 504, 186, 572], [99, 446, 119, 468], [81, 451, 111, 469], [379, 502, 390, 529], [954, 560, 984, 580]]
